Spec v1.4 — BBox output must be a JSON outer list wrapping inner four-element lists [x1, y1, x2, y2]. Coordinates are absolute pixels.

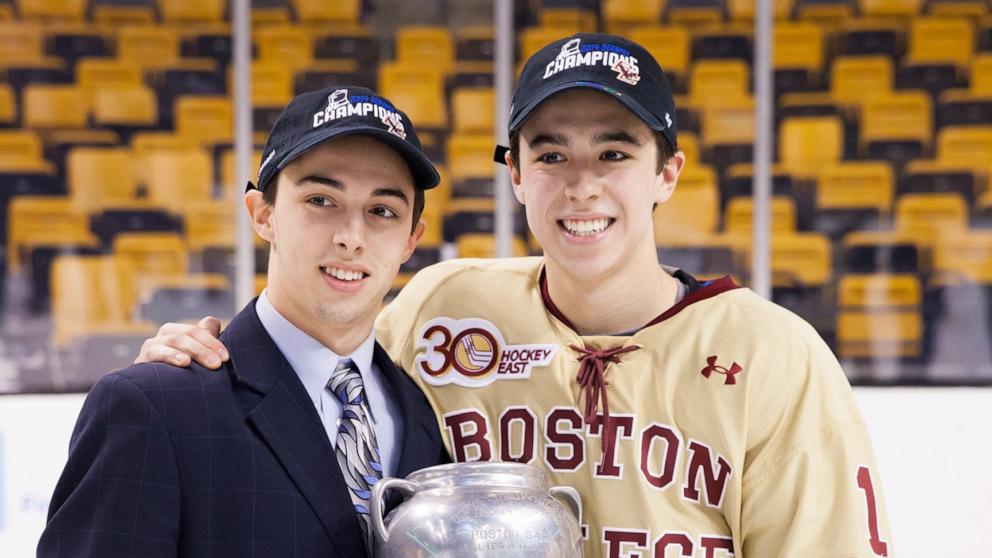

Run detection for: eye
[[601, 150, 629, 161], [370, 206, 399, 219], [307, 195, 333, 207], [537, 152, 565, 164]]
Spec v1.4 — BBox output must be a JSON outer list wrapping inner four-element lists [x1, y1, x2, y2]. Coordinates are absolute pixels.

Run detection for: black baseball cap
[[504, 33, 677, 152], [252, 85, 440, 192]]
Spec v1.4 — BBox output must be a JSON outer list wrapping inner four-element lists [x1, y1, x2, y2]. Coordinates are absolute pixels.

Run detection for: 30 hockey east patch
[[415, 317, 558, 387]]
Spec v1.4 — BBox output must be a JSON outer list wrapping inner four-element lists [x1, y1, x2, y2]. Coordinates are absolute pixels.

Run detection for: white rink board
[[1, 388, 989, 556]]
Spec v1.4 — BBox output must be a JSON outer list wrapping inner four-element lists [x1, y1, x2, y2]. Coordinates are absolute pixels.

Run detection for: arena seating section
[[2, 0, 991, 387]]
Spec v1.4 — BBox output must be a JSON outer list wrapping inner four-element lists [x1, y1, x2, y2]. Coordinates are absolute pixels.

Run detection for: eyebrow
[[593, 130, 643, 146], [297, 175, 410, 206], [527, 133, 568, 148]]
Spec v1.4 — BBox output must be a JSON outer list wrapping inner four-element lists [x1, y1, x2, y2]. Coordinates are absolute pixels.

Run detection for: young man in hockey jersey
[[134, 34, 893, 557]]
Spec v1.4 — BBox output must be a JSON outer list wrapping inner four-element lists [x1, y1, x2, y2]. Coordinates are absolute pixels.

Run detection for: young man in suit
[[38, 86, 449, 558]]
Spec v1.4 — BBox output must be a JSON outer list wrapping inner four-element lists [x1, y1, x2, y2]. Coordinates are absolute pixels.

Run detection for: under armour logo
[[665, 112, 673, 128], [700, 355, 742, 385]]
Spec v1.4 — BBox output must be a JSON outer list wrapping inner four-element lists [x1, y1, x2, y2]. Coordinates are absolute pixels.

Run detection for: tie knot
[[328, 359, 365, 406]]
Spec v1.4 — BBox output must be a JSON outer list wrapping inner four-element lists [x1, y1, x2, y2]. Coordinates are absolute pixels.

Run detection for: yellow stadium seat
[[934, 230, 992, 283], [174, 96, 233, 146], [653, 164, 719, 243], [158, 0, 225, 22], [455, 233, 528, 258], [727, 0, 793, 19], [817, 161, 895, 215], [906, 17, 974, 68], [771, 232, 833, 287], [896, 193, 969, 238], [67, 147, 139, 212], [0, 83, 13, 125], [859, 0, 924, 17], [860, 91, 933, 155], [774, 21, 824, 80], [117, 25, 181, 69], [628, 26, 690, 85], [520, 27, 575, 60], [689, 60, 750, 109], [0, 4, 12, 20], [452, 88, 494, 134], [397, 26, 455, 75], [701, 96, 754, 148], [382, 85, 448, 130], [219, 147, 262, 199], [379, 60, 446, 94], [113, 232, 189, 280], [51, 254, 142, 345], [446, 133, 493, 181], [602, 0, 664, 33], [147, 148, 214, 213], [937, 126, 992, 168], [0, 22, 44, 65], [7, 196, 98, 274], [970, 53, 992, 94], [796, 0, 854, 20], [256, 25, 314, 70], [779, 116, 844, 177], [76, 58, 144, 101], [248, 62, 294, 107], [292, 0, 360, 23], [420, 185, 446, 246], [185, 200, 236, 252], [93, 86, 158, 128], [22, 85, 88, 128], [130, 132, 201, 184], [92, 4, 156, 24], [831, 55, 894, 107], [539, 7, 597, 31], [724, 196, 797, 233], [677, 131, 699, 164], [0, 130, 44, 163], [929, 0, 988, 17], [15, 0, 85, 21], [837, 273, 922, 358]]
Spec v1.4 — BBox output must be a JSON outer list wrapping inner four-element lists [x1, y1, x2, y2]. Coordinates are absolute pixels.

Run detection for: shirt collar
[[255, 290, 377, 408]]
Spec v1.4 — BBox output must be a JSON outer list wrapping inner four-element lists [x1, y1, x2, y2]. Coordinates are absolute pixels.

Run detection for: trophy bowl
[[370, 461, 584, 557]]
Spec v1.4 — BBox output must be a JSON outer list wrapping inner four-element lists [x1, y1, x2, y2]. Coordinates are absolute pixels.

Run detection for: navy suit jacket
[[39, 300, 448, 557]]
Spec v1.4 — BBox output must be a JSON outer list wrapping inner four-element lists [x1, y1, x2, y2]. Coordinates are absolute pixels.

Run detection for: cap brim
[[276, 127, 440, 190], [509, 80, 668, 134]]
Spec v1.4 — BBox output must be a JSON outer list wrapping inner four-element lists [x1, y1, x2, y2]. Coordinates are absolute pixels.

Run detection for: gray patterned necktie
[[327, 359, 383, 549]]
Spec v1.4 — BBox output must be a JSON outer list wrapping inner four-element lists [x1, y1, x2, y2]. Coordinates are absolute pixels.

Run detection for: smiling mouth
[[558, 217, 614, 236], [321, 266, 368, 282]]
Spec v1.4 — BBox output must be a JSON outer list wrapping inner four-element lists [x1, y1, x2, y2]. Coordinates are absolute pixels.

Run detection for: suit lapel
[[372, 343, 440, 476], [224, 301, 366, 557]]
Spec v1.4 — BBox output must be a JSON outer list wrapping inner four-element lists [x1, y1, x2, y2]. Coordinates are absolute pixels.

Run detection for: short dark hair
[[507, 129, 677, 173], [261, 173, 426, 234]]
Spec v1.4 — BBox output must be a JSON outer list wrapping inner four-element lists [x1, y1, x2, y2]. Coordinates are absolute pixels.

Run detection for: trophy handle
[[549, 485, 583, 527], [370, 477, 417, 546]]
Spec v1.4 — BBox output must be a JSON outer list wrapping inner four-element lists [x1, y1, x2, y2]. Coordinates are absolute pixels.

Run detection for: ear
[[506, 150, 525, 204], [245, 190, 275, 243], [655, 150, 686, 205], [401, 218, 426, 263]]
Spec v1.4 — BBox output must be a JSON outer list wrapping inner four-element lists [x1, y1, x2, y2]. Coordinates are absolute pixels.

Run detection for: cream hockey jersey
[[377, 257, 893, 558]]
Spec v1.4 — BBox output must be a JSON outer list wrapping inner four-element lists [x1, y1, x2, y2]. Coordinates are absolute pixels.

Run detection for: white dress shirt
[[255, 290, 403, 477]]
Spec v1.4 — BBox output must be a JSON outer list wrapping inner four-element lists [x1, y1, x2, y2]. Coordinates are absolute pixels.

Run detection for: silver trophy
[[370, 462, 584, 557]]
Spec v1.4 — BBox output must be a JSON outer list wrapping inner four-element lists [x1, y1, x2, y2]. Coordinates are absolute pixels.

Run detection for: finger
[[138, 344, 192, 367], [164, 333, 225, 369], [186, 325, 229, 363], [198, 316, 222, 338]]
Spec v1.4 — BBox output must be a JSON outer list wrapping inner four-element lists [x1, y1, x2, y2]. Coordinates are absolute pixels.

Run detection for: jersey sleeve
[[740, 329, 893, 557]]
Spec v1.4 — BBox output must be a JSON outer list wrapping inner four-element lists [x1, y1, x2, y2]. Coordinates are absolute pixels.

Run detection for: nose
[[332, 212, 365, 254], [563, 164, 602, 203]]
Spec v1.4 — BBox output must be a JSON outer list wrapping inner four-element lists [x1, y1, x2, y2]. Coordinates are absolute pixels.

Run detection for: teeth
[[323, 266, 365, 282], [562, 218, 610, 236]]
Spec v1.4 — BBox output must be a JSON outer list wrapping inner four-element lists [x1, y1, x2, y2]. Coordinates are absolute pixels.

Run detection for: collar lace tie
[[570, 343, 639, 454]]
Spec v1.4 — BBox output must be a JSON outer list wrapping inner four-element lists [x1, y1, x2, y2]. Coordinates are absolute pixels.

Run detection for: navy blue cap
[[254, 85, 440, 191], [508, 33, 677, 149]]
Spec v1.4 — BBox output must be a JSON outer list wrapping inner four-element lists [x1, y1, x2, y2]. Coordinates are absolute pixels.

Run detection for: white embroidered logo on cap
[[543, 40, 642, 83], [665, 112, 673, 128], [312, 88, 407, 139], [258, 149, 276, 174]]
